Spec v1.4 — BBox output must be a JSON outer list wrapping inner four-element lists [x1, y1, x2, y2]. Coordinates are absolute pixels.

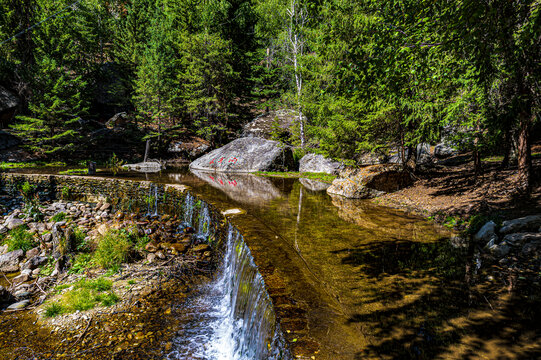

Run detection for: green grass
[[58, 168, 89, 175], [4, 226, 36, 252], [68, 253, 93, 274], [482, 155, 504, 163], [44, 302, 64, 318], [93, 230, 132, 270], [50, 212, 67, 222], [255, 171, 337, 184], [0, 161, 67, 169], [47, 277, 119, 315]]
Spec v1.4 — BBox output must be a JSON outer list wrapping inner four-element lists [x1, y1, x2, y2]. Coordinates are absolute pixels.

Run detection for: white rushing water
[[167, 219, 288, 360]]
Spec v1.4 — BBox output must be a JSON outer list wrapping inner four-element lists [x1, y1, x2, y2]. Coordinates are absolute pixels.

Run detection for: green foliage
[[73, 227, 89, 252], [60, 185, 71, 199], [106, 153, 125, 176], [1, 0, 538, 185], [4, 226, 36, 252], [68, 253, 93, 275], [18, 181, 43, 220], [50, 212, 66, 223], [135, 234, 151, 251], [93, 230, 132, 270], [39, 256, 55, 277]]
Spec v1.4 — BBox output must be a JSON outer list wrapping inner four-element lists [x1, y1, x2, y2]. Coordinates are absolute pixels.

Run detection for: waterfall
[[154, 185, 158, 216], [184, 193, 195, 226], [146, 184, 159, 216], [197, 203, 211, 239], [167, 223, 289, 360]]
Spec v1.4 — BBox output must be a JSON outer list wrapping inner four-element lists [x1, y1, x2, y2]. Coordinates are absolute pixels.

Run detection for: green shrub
[[93, 230, 132, 269], [44, 303, 64, 318], [51, 212, 67, 222], [4, 226, 36, 252], [19, 181, 37, 203], [106, 153, 125, 176]]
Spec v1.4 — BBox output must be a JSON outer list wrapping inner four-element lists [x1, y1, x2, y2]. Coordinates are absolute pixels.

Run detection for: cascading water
[[146, 184, 159, 216], [184, 193, 195, 226], [197, 203, 211, 238], [167, 208, 289, 360]]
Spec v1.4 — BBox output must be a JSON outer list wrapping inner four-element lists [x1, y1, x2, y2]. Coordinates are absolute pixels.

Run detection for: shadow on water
[[333, 237, 541, 360]]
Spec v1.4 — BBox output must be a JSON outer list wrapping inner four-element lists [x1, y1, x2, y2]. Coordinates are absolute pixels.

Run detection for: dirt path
[[373, 153, 541, 223]]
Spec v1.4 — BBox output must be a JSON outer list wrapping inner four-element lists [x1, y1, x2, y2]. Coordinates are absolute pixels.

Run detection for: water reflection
[[190, 170, 283, 206], [299, 178, 330, 192]]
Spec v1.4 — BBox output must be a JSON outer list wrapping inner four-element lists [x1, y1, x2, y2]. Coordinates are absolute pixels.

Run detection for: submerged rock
[[299, 153, 343, 175], [6, 299, 30, 310], [0, 286, 14, 305], [190, 137, 296, 173], [327, 165, 412, 199]]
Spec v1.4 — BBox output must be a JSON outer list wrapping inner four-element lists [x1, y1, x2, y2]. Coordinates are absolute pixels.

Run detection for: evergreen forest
[[1, 0, 539, 189]]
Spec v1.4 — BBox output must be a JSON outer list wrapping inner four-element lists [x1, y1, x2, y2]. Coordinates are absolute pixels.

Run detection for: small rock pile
[[474, 215, 541, 272]]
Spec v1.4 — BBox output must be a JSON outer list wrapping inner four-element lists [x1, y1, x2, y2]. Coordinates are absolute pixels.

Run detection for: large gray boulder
[[0, 250, 24, 273], [0, 86, 19, 113], [123, 161, 164, 173], [416, 143, 432, 166], [327, 165, 412, 199], [190, 137, 296, 173], [388, 148, 411, 164], [500, 215, 541, 234], [299, 153, 343, 174], [434, 143, 457, 159], [356, 151, 387, 166]]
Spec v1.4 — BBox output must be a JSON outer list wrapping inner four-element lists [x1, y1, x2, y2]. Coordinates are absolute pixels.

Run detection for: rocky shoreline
[[0, 194, 219, 359]]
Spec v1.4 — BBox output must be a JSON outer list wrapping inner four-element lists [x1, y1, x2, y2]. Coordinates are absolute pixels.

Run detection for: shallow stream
[[4, 166, 540, 359]]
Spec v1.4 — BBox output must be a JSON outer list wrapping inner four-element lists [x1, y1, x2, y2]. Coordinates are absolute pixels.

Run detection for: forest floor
[[373, 144, 541, 225]]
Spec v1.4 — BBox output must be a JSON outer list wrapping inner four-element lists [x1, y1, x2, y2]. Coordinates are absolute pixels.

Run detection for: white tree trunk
[[287, 0, 306, 148]]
